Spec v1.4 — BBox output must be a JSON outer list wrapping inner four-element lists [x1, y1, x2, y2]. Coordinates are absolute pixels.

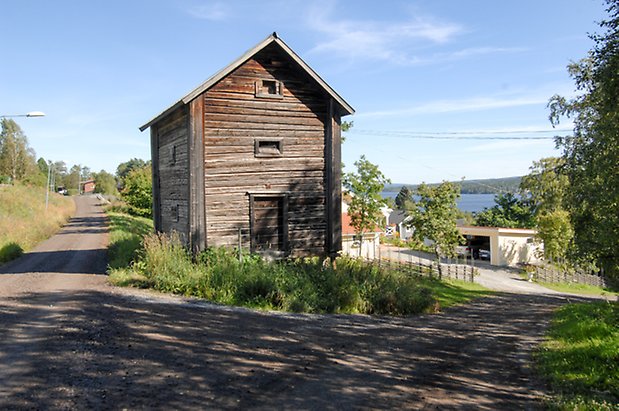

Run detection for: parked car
[[455, 245, 470, 257], [57, 186, 68, 196], [479, 249, 490, 260]]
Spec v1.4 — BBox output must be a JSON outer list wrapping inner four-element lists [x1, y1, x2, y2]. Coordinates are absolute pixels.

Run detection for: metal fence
[[531, 264, 607, 288]]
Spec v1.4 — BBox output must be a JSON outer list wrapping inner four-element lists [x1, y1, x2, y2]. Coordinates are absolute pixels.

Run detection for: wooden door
[[250, 195, 288, 255]]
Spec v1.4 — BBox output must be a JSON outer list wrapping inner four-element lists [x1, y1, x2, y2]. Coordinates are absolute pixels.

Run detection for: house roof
[[139, 32, 355, 132], [342, 212, 383, 235], [458, 225, 537, 237], [388, 209, 410, 225]]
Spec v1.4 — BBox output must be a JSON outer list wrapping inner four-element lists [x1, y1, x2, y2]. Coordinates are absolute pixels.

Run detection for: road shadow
[[0, 249, 107, 275], [0, 289, 592, 410], [0, 199, 109, 275]]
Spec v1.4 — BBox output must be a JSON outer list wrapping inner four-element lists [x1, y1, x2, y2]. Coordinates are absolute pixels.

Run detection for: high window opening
[[255, 79, 283, 98], [255, 139, 283, 157]]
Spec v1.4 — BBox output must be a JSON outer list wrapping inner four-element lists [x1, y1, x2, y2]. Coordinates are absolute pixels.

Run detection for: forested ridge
[[384, 176, 522, 194]]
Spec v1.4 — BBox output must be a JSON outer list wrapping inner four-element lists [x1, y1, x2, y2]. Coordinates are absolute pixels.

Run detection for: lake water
[[382, 192, 495, 213]]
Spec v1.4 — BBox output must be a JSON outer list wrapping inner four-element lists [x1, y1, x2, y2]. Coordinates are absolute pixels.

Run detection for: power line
[[349, 128, 573, 140]]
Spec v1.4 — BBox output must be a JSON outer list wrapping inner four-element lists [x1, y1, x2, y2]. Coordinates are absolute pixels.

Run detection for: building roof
[[458, 225, 537, 237], [140, 32, 354, 132], [342, 212, 383, 235], [388, 209, 410, 225]]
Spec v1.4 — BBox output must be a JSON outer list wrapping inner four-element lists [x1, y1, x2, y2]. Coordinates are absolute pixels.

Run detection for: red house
[[81, 180, 96, 194]]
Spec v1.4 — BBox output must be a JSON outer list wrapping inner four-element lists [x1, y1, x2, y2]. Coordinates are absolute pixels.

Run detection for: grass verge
[[537, 281, 618, 298], [106, 211, 153, 269], [0, 184, 74, 264], [536, 301, 619, 410], [432, 279, 492, 309]]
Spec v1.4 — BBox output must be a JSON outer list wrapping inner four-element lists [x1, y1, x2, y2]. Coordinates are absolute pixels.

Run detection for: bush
[[121, 165, 152, 218], [0, 242, 23, 263], [117, 233, 438, 316]]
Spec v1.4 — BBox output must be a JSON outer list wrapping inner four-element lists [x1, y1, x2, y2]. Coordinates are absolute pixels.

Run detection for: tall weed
[[122, 233, 438, 316]]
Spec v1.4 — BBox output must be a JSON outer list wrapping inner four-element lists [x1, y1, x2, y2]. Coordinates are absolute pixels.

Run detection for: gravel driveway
[[0, 197, 592, 409]]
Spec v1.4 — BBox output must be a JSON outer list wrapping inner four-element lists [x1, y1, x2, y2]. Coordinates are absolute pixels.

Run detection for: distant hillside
[[384, 176, 522, 195]]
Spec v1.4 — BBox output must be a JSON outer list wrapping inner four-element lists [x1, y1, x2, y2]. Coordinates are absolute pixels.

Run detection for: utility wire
[[349, 128, 573, 140]]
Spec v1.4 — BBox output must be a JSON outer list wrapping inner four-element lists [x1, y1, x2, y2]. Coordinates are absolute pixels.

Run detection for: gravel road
[[0, 197, 591, 409]]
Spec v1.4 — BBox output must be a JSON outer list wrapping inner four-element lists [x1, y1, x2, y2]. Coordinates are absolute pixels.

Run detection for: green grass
[[0, 184, 74, 264], [432, 279, 493, 309], [107, 213, 491, 316], [106, 211, 153, 269], [537, 281, 618, 298], [536, 301, 619, 410]]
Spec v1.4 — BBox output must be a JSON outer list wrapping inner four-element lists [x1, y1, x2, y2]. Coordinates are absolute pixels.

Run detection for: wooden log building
[[140, 33, 354, 258]]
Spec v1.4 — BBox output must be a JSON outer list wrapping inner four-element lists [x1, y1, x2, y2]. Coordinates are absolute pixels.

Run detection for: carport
[[457, 226, 542, 267]]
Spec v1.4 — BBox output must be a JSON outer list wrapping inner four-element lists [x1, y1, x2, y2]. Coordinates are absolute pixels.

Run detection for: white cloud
[[305, 3, 463, 64], [187, 2, 228, 21], [304, 3, 522, 66]]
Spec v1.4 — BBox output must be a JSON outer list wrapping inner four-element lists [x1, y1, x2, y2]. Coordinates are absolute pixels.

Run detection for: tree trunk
[[358, 234, 363, 258]]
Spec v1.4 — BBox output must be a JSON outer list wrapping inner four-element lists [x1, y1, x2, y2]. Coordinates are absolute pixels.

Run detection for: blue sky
[[0, 0, 606, 184]]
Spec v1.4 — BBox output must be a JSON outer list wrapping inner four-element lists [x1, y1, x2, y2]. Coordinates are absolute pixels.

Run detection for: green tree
[[92, 170, 118, 196], [474, 192, 534, 228], [548, 0, 619, 277], [343, 155, 390, 256], [0, 119, 37, 182], [65, 164, 81, 193], [536, 210, 574, 263], [37, 157, 49, 176], [116, 158, 149, 188], [394, 185, 413, 210], [121, 164, 152, 217], [406, 181, 462, 278], [520, 157, 573, 261]]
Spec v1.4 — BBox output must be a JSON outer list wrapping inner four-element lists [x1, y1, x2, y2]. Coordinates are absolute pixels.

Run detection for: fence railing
[[530, 264, 607, 288], [366, 254, 477, 282]]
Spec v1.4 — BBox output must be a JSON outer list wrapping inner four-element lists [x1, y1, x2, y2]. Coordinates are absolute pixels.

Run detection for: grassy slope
[[106, 211, 153, 269], [0, 184, 74, 263], [537, 281, 618, 298], [537, 301, 619, 410]]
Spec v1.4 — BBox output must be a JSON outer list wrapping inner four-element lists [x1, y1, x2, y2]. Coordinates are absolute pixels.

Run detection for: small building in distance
[[140, 33, 354, 258], [341, 201, 382, 260], [80, 179, 96, 194], [457, 225, 543, 267]]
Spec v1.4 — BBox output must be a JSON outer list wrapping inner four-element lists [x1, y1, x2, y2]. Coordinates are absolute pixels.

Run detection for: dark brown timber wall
[[155, 106, 190, 240], [201, 44, 331, 256]]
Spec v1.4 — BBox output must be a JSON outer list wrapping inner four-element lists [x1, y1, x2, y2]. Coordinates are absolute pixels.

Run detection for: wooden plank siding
[[155, 106, 190, 241], [201, 44, 330, 256]]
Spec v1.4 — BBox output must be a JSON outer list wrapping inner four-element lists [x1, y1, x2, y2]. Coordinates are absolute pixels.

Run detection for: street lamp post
[[0, 111, 46, 118], [45, 161, 52, 210]]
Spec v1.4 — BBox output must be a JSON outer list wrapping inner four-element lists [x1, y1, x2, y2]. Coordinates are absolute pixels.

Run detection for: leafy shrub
[[121, 165, 152, 218], [120, 233, 438, 316], [0, 242, 23, 263]]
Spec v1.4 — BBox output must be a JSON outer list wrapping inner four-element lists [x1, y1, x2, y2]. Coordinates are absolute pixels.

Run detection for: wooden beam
[[150, 125, 161, 231], [324, 98, 334, 257], [331, 109, 342, 255], [189, 97, 206, 252]]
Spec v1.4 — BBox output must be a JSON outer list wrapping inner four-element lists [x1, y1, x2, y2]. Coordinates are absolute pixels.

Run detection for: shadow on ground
[[0, 289, 591, 410]]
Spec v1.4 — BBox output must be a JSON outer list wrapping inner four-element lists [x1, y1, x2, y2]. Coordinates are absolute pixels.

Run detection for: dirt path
[[0, 197, 589, 409]]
